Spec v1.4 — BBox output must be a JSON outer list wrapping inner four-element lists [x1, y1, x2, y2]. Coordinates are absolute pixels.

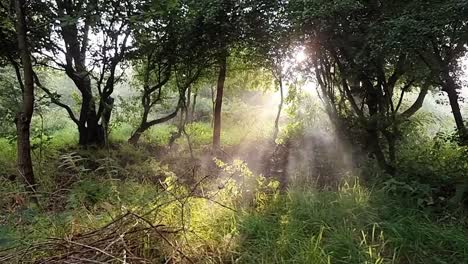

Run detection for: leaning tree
[[405, 0, 468, 144], [128, 0, 213, 145], [294, 0, 432, 174]]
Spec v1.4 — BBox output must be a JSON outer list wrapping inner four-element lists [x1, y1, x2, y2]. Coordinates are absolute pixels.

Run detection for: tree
[[212, 54, 227, 149], [244, 0, 293, 142], [14, 0, 37, 201], [38, 0, 133, 146], [128, 0, 212, 145], [0, 0, 52, 201], [294, 0, 431, 174], [127, 0, 178, 145], [406, 0, 468, 144], [0, 0, 50, 129], [200, 0, 243, 149]]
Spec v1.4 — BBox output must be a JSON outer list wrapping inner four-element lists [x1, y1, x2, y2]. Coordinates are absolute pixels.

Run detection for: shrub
[[381, 132, 468, 208]]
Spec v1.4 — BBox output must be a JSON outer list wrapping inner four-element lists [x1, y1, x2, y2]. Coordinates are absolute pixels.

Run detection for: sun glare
[[295, 49, 307, 63]]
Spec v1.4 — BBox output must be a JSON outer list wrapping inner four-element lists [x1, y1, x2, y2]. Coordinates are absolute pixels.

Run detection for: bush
[[185, 122, 212, 146], [380, 132, 468, 209]]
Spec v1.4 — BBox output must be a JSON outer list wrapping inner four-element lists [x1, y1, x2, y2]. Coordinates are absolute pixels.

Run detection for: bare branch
[[32, 71, 80, 126]]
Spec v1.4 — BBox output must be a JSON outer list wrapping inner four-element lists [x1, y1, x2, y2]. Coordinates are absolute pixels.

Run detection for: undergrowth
[[1, 116, 468, 263], [237, 181, 468, 264], [2, 153, 467, 263]]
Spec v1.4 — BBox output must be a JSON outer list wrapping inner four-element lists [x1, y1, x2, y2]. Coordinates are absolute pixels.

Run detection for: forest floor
[[1, 129, 468, 263]]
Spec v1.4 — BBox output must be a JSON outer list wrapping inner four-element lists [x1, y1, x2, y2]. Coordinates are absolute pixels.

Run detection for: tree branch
[[32, 71, 80, 126], [145, 104, 181, 128], [400, 82, 429, 119]]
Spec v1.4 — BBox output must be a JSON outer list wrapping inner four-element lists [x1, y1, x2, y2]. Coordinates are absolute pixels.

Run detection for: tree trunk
[[77, 117, 103, 146], [186, 86, 191, 120], [210, 85, 215, 128], [442, 74, 468, 143], [190, 93, 197, 123], [101, 96, 115, 143], [15, 0, 38, 202], [169, 107, 185, 147], [77, 79, 104, 146], [128, 126, 145, 145], [272, 78, 284, 142], [383, 130, 396, 165], [212, 54, 227, 149], [367, 129, 394, 175], [365, 81, 395, 175]]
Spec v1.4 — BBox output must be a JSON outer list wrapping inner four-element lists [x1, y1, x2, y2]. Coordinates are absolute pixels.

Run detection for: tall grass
[[235, 180, 468, 264], [2, 147, 468, 263], [2, 122, 468, 263]]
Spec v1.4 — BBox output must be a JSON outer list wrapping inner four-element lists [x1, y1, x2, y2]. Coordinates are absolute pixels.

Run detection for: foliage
[[0, 67, 20, 135], [380, 132, 468, 208], [214, 159, 280, 208]]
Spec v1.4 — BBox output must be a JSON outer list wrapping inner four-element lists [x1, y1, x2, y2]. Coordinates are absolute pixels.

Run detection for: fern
[[58, 152, 89, 174]]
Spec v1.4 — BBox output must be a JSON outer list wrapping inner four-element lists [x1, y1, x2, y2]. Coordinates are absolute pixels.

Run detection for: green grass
[[144, 124, 178, 145], [235, 181, 468, 264], [2, 120, 468, 263], [2, 144, 468, 263], [0, 139, 16, 176], [109, 122, 134, 142]]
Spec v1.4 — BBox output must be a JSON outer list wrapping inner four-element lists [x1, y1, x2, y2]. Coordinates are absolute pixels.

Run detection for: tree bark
[[272, 77, 284, 142], [367, 129, 394, 175], [15, 0, 38, 202], [101, 97, 114, 144], [364, 81, 395, 175], [190, 92, 197, 123], [210, 85, 215, 128], [383, 130, 396, 165], [186, 85, 191, 120], [442, 73, 468, 143], [77, 80, 104, 146], [213, 54, 227, 149]]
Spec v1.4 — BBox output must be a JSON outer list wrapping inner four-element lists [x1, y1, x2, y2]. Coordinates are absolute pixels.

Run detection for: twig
[[61, 239, 125, 263], [128, 213, 195, 264]]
